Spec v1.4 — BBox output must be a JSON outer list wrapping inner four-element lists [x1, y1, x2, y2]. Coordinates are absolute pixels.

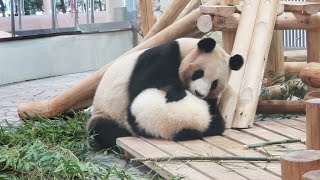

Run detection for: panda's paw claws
[[165, 89, 187, 103]]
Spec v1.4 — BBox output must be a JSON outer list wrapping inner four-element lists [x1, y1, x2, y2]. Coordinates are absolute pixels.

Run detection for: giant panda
[[88, 37, 244, 149]]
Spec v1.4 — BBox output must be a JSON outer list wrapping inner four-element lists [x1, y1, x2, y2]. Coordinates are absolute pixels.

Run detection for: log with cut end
[[232, 0, 280, 128], [17, 3, 213, 119], [219, 0, 261, 128], [281, 150, 320, 180], [257, 100, 306, 114], [303, 170, 320, 180], [285, 62, 307, 77], [300, 62, 320, 88], [197, 15, 213, 33], [306, 98, 320, 150], [143, 0, 191, 40]]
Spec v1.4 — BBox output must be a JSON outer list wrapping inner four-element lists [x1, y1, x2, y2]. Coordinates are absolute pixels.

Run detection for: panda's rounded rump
[[130, 88, 211, 139]]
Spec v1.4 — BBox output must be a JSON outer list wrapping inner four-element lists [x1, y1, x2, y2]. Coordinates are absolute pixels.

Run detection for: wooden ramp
[[117, 116, 306, 180]]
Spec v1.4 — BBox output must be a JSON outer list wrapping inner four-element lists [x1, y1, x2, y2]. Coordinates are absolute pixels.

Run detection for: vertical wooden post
[[219, 0, 261, 128], [221, 0, 239, 54], [139, 0, 156, 36], [264, 30, 285, 85], [232, 0, 280, 128], [281, 150, 320, 180], [306, 0, 320, 63], [306, 99, 320, 150]]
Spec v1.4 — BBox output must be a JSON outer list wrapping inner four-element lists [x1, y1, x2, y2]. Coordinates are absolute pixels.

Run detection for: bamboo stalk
[[243, 139, 303, 149], [219, 0, 261, 129], [130, 156, 280, 163], [232, 0, 280, 128]]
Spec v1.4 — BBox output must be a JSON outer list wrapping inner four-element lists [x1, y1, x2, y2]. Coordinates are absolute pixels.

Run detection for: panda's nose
[[195, 90, 204, 98]]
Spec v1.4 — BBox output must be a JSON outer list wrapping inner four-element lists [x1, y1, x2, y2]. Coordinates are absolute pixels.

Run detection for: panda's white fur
[[131, 88, 211, 140]]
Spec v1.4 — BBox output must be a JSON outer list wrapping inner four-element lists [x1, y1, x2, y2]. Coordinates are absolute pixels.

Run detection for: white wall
[[0, 30, 134, 85]]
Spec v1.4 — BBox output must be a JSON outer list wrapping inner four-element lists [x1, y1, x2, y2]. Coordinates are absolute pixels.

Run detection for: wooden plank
[[179, 140, 281, 180], [255, 120, 306, 141], [204, 136, 282, 176], [142, 138, 247, 180], [273, 119, 306, 132], [117, 137, 212, 180]]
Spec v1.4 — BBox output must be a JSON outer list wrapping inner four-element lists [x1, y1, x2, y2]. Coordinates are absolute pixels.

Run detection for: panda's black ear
[[197, 38, 216, 53], [229, 54, 244, 71]]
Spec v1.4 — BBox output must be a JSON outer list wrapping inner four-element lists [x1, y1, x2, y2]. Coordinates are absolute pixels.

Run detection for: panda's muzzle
[[195, 90, 204, 98]]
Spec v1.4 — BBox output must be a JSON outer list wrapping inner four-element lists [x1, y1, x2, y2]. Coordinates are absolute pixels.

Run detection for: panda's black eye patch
[[192, 70, 204, 80], [211, 80, 218, 90]]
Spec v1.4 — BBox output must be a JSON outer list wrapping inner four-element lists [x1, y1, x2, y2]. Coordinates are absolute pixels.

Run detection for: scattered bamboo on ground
[[243, 139, 304, 149]]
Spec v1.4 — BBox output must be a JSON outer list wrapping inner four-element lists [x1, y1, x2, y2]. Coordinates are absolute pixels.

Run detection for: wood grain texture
[[306, 99, 320, 149], [300, 62, 320, 88], [232, 0, 280, 128], [139, 0, 156, 36], [281, 150, 320, 180]]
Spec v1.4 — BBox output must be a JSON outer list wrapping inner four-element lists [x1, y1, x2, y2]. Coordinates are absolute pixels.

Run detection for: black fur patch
[[88, 117, 130, 149], [198, 38, 216, 52], [173, 129, 203, 141], [165, 86, 187, 103], [203, 99, 225, 136], [127, 40, 186, 136], [229, 54, 244, 71]]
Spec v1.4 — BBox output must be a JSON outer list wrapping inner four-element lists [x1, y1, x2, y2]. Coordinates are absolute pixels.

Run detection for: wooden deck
[[117, 116, 306, 180]]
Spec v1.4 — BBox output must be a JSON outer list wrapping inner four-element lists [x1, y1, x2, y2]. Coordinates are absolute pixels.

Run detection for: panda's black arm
[[203, 99, 225, 136]]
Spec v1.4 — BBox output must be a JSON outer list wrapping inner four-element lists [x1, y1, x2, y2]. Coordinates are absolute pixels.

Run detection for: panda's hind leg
[[173, 129, 203, 141], [87, 117, 131, 149]]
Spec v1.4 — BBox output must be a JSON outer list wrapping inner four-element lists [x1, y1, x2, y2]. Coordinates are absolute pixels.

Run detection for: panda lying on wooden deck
[[87, 38, 244, 149]]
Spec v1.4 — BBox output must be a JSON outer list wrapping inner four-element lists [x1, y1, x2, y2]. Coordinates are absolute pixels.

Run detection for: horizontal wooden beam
[[200, 5, 236, 17], [197, 12, 320, 33], [283, 2, 320, 15], [257, 100, 306, 114]]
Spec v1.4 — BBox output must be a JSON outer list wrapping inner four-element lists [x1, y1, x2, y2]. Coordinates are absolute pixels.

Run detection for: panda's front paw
[[165, 88, 187, 103]]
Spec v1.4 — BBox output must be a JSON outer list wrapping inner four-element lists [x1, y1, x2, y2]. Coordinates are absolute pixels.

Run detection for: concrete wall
[[0, 30, 134, 85]]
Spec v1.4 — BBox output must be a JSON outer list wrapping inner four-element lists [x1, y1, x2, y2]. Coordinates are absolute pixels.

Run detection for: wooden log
[[232, 0, 280, 128], [203, 12, 320, 31], [220, 0, 238, 6], [200, 5, 236, 17], [257, 100, 306, 114], [219, 0, 261, 128], [300, 62, 320, 88], [177, 0, 201, 20], [222, 31, 236, 54], [221, 0, 239, 55], [305, 91, 320, 100], [284, 50, 307, 62], [284, 2, 320, 15], [17, 4, 211, 120], [264, 31, 284, 85], [197, 15, 213, 33], [285, 62, 307, 77], [143, 0, 191, 40], [306, 98, 320, 149], [281, 150, 320, 180], [139, 0, 156, 36], [303, 170, 320, 180], [306, 0, 320, 64]]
